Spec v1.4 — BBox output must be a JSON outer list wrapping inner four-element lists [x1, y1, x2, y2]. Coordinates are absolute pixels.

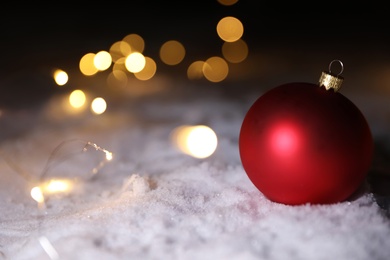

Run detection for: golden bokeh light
[[222, 39, 248, 63], [187, 61, 205, 80], [171, 125, 218, 159], [79, 53, 99, 76], [112, 57, 127, 72], [109, 41, 126, 62], [159, 40, 186, 66], [69, 89, 86, 109], [119, 41, 132, 57], [134, 56, 157, 81], [91, 97, 107, 115], [217, 0, 239, 5], [53, 69, 68, 86], [122, 33, 145, 53], [216, 16, 244, 42], [94, 50, 112, 71], [107, 69, 128, 88], [202, 56, 229, 82], [125, 52, 146, 73]]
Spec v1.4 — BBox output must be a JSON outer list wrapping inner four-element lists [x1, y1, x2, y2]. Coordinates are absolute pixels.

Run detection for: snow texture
[[1, 75, 390, 260]]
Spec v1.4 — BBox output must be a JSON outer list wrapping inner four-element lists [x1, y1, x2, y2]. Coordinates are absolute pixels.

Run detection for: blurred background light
[[221, 39, 248, 63], [171, 125, 218, 159], [91, 97, 107, 115], [107, 69, 128, 88], [119, 41, 132, 57], [216, 16, 244, 42], [122, 33, 145, 53], [94, 51, 112, 71], [53, 69, 68, 86], [134, 56, 157, 81], [80, 53, 99, 76], [69, 89, 87, 109], [187, 61, 205, 80], [125, 52, 146, 73], [109, 41, 126, 63], [217, 0, 239, 6], [202, 56, 229, 82], [159, 40, 186, 66]]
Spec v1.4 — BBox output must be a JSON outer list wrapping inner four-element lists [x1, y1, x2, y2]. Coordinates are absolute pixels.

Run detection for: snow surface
[[1, 75, 390, 260]]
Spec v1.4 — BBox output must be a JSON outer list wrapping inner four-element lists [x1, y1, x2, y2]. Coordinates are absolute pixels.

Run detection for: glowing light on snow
[[43, 179, 73, 193], [31, 186, 45, 203], [31, 179, 73, 207], [171, 125, 218, 159], [105, 151, 113, 161]]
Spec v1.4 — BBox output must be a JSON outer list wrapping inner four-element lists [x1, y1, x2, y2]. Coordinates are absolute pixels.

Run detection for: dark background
[[1, 2, 389, 109]]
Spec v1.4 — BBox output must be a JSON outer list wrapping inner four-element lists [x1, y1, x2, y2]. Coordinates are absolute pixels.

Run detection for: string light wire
[[0, 139, 114, 260]]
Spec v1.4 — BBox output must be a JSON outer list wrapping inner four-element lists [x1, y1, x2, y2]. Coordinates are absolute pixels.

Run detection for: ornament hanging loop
[[328, 59, 344, 76], [319, 59, 344, 92]]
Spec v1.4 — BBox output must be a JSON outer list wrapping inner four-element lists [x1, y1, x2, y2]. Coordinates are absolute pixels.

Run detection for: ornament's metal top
[[319, 59, 344, 92]]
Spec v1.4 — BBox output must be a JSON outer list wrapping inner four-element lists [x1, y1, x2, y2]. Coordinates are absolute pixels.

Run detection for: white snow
[[0, 75, 389, 260]]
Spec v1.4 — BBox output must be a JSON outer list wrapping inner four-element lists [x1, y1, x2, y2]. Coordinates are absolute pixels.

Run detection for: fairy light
[[44, 179, 73, 193], [21, 140, 115, 260], [0, 139, 115, 259], [31, 186, 45, 204], [5, 2, 249, 258], [105, 151, 113, 161]]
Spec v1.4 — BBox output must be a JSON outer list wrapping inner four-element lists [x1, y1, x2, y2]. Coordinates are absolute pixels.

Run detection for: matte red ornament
[[239, 60, 374, 205]]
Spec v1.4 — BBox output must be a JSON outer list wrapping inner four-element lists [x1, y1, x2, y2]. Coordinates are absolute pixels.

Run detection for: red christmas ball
[[239, 74, 374, 205]]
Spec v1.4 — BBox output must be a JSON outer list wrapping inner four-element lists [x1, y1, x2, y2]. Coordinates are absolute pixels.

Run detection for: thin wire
[[39, 138, 93, 181], [0, 149, 34, 182], [0, 139, 113, 260]]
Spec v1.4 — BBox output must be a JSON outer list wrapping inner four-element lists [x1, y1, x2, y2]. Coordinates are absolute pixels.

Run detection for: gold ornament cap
[[318, 59, 344, 92]]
